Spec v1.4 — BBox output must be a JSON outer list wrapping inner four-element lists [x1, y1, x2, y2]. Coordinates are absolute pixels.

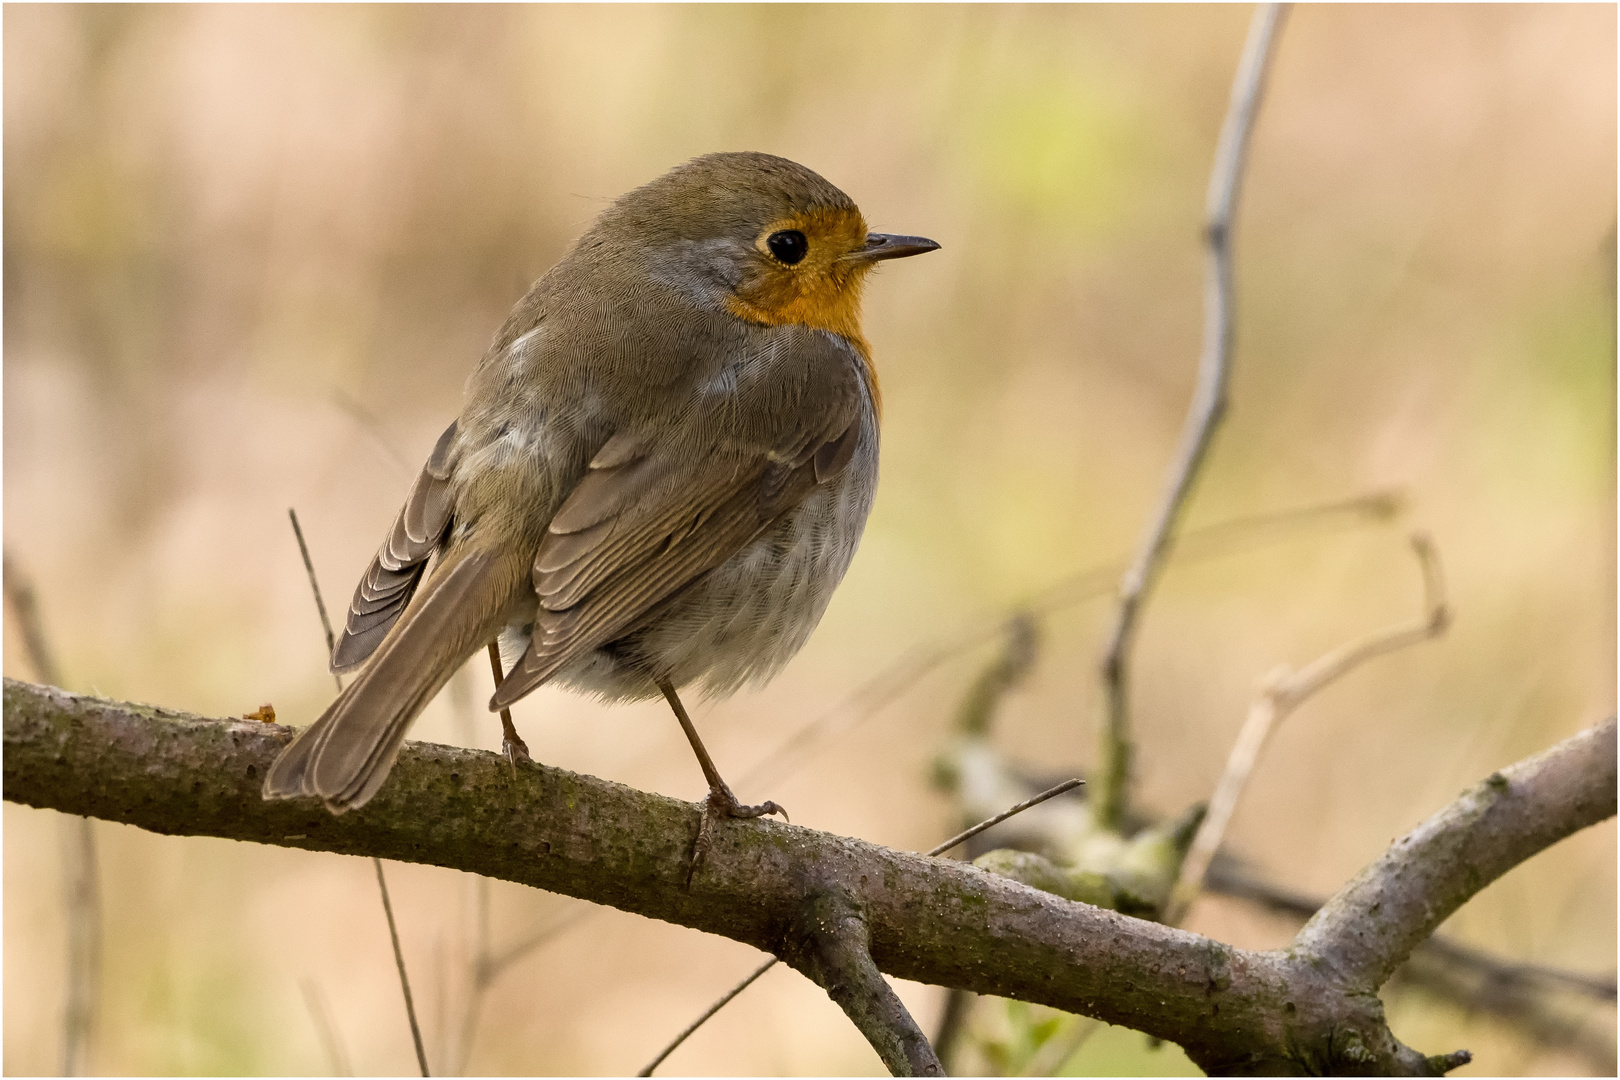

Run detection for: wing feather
[[331, 420, 459, 672]]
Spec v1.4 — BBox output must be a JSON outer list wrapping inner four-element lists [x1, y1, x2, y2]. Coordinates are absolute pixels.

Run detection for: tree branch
[[1294, 716, 1617, 991], [5, 678, 1610, 1075], [779, 888, 943, 1076], [1165, 532, 1449, 924], [1094, 2, 1288, 830]]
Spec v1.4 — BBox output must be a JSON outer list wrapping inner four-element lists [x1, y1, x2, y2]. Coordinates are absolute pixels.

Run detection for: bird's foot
[[688, 785, 788, 886], [502, 732, 533, 774]]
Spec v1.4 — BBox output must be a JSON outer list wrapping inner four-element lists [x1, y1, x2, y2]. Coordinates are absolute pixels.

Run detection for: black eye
[[766, 230, 808, 265]]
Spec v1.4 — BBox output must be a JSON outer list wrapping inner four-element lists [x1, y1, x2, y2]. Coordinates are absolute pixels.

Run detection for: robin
[[263, 152, 938, 847]]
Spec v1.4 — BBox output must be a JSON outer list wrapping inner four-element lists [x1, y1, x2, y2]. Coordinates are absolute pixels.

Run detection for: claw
[[687, 786, 787, 886]]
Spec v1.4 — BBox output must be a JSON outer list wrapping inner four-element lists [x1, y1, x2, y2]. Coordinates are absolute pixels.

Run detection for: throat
[[722, 290, 881, 415]]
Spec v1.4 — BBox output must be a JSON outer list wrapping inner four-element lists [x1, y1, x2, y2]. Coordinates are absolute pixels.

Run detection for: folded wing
[[489, 395, 861, 709], [331, 420, 459, 672]]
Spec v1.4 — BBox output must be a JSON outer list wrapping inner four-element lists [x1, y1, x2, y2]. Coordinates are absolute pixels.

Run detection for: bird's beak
[[847, 233, 941, 263]]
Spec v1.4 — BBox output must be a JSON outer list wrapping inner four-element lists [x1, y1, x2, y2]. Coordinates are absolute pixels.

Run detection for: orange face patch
[[722, 206, 881, 409]]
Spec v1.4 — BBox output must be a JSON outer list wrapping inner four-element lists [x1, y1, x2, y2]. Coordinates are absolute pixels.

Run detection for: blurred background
[[4, 4, 1614, 1075]]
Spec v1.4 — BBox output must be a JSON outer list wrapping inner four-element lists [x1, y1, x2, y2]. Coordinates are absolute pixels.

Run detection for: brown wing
[[331, 421, 459, 672], [489, 411, 861, 709]]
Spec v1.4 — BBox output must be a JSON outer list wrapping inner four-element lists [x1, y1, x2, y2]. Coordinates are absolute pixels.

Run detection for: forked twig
[[635, 778, 1083, 1076], [288, 509, 429, 1076], [1093, 2, 1289, 830], [1164, 533, 1449, 925], [4, 551, 101, 1077]]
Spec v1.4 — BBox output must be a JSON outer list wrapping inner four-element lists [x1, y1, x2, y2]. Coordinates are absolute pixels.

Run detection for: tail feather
[[264, 546, 515, 813]]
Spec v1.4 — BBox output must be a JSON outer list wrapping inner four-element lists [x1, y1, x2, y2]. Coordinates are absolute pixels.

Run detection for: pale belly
[[498, 425, 878, 704]]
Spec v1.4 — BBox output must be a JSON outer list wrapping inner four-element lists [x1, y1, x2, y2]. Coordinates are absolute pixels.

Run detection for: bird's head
[[599, 152, 939, 350]]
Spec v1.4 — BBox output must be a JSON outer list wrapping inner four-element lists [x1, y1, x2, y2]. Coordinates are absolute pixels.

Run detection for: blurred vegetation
[[5, 5, 1614, 1076]]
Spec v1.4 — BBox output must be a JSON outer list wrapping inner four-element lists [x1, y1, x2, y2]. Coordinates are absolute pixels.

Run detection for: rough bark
[[4, 679, 1611, 1075]]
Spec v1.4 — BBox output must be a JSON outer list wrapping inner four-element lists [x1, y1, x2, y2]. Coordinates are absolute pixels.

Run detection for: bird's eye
[[766, 230, 809, 265]]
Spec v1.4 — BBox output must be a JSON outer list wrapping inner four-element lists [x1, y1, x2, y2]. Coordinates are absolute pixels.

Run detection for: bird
[[263, 151, 939, 847]]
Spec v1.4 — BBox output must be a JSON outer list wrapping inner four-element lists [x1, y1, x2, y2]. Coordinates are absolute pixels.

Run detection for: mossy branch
[[4, 678, 1611, 1076]]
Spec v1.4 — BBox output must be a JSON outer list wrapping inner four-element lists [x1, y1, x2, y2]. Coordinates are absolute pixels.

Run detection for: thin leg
[[487, 642, 532, 769], [658, 680, 785, 877]]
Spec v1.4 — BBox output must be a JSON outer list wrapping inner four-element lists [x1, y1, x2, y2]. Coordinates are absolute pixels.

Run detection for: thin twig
[[300, 978, 354, 1077], [1164, 533, 1448, 925], [4, 552, 64, 686], [289, 511, 428, 1075], [4, 552, 100, 1077], [1093, 2, 1288, 831], [288, 508, 342, 694], [635, 778, 1082, 1076], [376, 859, 431, 1077], [636, 958, 777, 1077], [927, 779, 1085, 859]]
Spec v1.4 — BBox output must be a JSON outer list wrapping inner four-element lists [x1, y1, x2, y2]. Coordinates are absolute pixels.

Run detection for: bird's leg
[[487, 642, 532, 770], [658, 680, 785, 876]]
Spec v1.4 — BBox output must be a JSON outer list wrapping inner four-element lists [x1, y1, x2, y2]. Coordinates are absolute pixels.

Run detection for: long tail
[[264, 545, 516, 813]]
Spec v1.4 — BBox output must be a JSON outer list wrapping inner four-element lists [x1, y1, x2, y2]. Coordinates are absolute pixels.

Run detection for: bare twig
[[288, 508, 342, 694], [289, 510, 429, 1076], [1164, 532, 1449, 924], [300, 978, 354, 1077], [636, 958, 777, 1077], [637, 778, 1083, 1076], [929, 779, 1085, 859], [4, 552, 64, 686], [4, 552, 100, 1077], [1093, 1, 1288, 830], [374, 859, 431, 1076]]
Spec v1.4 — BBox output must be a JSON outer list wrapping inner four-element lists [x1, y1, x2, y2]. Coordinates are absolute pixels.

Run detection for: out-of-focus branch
[[4, 552, 100, 1078], [1164, 533, 1449, 924], [1093, 2, 1288, 831]]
